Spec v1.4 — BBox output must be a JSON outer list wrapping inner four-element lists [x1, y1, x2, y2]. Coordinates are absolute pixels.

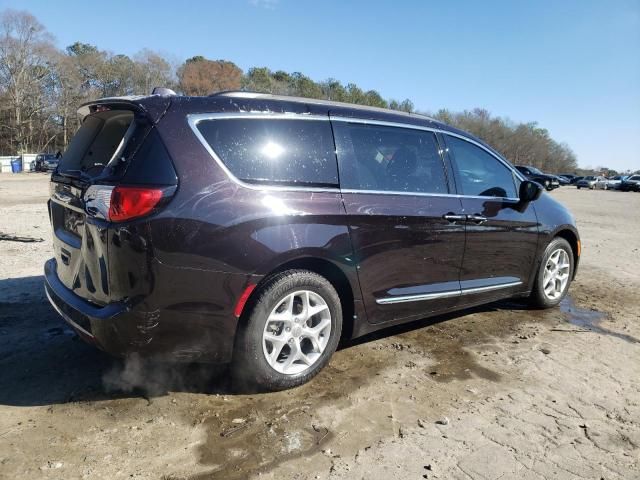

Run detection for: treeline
[[0, 8, 577, 173], [431, 109, 578, 174]]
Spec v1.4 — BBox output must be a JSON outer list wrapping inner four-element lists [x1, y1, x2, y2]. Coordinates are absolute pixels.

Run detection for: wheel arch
[[553, 227, 580, 279], [241, 256, 358, 342]]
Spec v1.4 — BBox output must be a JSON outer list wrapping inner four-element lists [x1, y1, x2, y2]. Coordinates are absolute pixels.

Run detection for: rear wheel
[[232, 270, 342, 391], [530, 237, 574, 308]]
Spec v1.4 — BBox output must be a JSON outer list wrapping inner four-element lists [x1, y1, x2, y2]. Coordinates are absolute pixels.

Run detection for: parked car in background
[[515, 166, 560, 190], [606, 175, 628, 190], [560, 173, 578, 183], [555, 175, 571, 185], [34, 153, 59, 172], [44, 91, 581, 391], [620, 175, 640, 192], [576, 176, 608, 190]]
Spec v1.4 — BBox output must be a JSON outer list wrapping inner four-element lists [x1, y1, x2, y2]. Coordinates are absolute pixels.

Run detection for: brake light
[[85, 185, 169, 222], [109, 186, 164, 222]]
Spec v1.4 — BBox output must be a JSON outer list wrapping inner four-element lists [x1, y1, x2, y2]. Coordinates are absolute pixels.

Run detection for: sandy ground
[[0, 173, 638, 480]]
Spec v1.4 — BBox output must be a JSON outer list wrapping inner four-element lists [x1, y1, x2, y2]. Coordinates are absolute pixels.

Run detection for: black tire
[[232, 269, 342, 392], [577, 186, 581, 189], [529, 237, 574, 309]]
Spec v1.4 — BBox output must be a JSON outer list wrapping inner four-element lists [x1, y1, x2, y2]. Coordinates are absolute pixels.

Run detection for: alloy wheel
[[262, 290, 332, 375], [542, 249, 571, 300]]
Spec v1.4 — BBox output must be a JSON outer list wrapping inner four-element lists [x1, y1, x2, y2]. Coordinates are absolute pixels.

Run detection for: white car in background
[[606, 175, 628, 190], [576, 176, 609, 190]]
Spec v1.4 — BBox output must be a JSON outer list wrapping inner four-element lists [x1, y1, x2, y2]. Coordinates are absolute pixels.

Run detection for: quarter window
[[196, 118, 338, 187], [333, 122, 448, 194], [446, 135, 517, 198]]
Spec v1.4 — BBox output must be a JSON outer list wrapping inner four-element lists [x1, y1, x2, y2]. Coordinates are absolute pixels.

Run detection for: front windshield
[[528, 166, 543, 174]]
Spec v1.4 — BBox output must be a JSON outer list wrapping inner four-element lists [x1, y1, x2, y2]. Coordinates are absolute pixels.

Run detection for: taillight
[[84, 185, 168, 222], [109, 186, 163, 222]]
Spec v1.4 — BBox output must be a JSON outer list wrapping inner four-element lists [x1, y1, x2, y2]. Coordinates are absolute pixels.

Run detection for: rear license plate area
[[63, 208, 84, 238]]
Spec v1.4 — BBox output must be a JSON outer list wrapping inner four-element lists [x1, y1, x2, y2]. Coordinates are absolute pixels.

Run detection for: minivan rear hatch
[[49, 99, 176, 306]]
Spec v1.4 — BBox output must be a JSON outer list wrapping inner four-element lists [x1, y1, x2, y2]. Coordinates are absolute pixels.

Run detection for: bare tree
[[0, 9, 55, 153], [133, 49, 175, 94]]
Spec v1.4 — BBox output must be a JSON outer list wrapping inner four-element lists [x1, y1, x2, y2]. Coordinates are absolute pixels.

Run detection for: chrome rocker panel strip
[[376, 281, 523, 305]]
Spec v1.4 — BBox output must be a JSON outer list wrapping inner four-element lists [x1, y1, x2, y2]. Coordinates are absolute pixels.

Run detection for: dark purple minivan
[[45, 91, 580, 390]]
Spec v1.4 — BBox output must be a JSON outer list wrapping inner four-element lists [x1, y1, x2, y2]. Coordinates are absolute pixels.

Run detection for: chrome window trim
[[187, 111, 525, 197], [376, 280, 522, 305], [340, 188, 520, 202], [187, 112, 339, 194]]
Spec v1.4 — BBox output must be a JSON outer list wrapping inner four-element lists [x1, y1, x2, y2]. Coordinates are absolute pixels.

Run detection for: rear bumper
[[44, 258, 127, 345], [44, 258, 239, 362]]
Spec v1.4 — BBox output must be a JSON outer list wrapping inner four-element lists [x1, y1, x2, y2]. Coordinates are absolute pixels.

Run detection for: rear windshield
[[59, 110, 134, 176], [195, 118, 339, 187]]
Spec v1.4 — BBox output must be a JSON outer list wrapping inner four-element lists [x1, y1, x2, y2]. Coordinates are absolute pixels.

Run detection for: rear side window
[[333, 122, 448, 194], [195, 118, 338, 187], [60, 110, 134, 176], [446, 135, 517, 198]]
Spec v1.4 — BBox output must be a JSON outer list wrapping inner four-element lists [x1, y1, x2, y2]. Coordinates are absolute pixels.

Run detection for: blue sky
[[2, 0, 639, 171]]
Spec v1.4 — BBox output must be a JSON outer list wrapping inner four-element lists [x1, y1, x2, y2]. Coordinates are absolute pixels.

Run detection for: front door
[[332, 118, 466, 324], [443, 134, 539, 305]]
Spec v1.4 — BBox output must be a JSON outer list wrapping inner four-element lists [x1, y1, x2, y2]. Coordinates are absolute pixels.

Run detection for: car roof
[[81, 91, 511, 164]]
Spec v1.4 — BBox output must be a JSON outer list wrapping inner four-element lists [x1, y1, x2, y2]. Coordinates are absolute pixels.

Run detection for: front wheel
[[232, 270, 342, 391], [529, 237, 574, 308]]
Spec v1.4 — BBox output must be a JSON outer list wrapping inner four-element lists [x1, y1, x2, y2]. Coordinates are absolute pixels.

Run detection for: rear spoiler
[[77, 95, 173, 124]]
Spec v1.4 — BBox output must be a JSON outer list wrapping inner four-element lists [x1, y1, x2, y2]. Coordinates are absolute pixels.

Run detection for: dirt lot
[[0, 173, 638, 480]]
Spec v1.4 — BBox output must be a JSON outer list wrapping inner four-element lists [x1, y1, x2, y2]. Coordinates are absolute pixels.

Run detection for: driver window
[[446, 135, 517, 198], [333, 122, 448, 194]]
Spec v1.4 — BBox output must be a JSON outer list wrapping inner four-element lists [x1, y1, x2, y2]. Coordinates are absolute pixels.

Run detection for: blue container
[[10, 158, 22, 173]]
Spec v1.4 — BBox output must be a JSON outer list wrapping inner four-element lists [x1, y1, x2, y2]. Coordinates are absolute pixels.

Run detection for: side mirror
[[519, 180, 543, 203]]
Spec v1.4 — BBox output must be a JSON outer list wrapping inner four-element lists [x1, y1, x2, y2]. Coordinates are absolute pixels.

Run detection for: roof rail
[[209, 91, 436, 122], [208, 89, 257, 97], [152, 87, 177, 96]]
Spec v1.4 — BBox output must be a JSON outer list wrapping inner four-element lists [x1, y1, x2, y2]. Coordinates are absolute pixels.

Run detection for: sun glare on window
[[261, 141, 285, 159]]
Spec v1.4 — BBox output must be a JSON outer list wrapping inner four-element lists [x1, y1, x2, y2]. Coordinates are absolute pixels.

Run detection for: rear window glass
[[195, 118, 338, 187], [60, 110, 134, 176]]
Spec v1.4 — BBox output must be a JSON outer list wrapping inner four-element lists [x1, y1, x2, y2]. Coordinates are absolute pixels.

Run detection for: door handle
[[467, 214, 488, 224], [443, 213, 466, 223]]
